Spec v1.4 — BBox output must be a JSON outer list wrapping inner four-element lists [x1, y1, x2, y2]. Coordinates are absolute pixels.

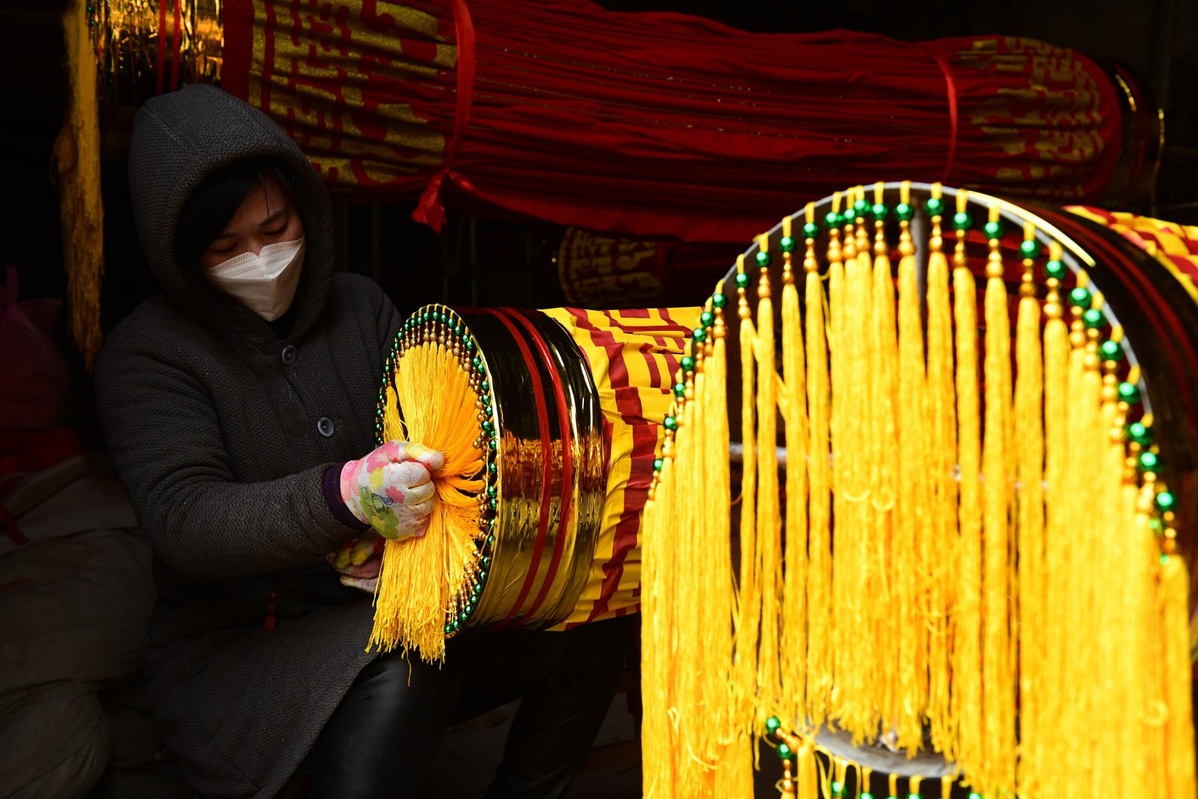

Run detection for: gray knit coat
[[94, 85, 397, 799]]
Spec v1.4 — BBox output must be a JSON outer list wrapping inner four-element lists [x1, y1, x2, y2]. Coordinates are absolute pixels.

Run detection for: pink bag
[[0, 265, 69, 431]]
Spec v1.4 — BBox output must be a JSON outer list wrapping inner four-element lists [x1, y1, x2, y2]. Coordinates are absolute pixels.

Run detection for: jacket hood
[[127, 85, 335, 343]]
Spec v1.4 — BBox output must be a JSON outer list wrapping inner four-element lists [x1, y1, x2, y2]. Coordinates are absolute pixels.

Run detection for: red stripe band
[[474, 308, 556, 629], [499, 308, 576, 624]]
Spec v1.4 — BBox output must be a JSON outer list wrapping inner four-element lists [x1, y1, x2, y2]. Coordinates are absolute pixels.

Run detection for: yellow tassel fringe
[[636, 184, 1196, 799], [370, 340, 485, 662]]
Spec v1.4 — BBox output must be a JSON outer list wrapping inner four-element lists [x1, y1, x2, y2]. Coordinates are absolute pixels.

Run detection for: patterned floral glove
[[339, 440, 445, 541], [328, 532, 385, 593]]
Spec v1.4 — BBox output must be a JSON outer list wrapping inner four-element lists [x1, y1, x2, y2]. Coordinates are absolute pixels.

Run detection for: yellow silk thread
[[951, 190, 984, 782], [372, 340, 486, 661], [979, 208, 1016, 794], [755, 233, 784, 722], [734, 253, 762, 735], [923, 187, 958, 759], [781, 216, 812, 725], [894, 181, 930, 752], [805, 196, 838, 725], [1013, 226, 1045, 797]]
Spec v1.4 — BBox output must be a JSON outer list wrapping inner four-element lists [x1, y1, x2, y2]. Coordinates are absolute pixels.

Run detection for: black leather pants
[[306, 615, 633, 799]]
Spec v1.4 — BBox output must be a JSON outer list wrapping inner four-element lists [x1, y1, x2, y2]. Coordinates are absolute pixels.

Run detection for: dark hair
[[175, 156, 301, 273]]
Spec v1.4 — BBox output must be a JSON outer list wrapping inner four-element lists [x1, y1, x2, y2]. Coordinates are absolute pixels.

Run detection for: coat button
[[281, 344, 297, 365], [316, 417, 335, 437]]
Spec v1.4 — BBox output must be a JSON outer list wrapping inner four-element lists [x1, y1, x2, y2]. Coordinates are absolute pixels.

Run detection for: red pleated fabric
[[223, 0, 1131, 243]]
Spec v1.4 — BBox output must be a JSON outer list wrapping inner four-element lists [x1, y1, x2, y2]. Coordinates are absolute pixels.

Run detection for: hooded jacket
[[94, 85, 398, 798]]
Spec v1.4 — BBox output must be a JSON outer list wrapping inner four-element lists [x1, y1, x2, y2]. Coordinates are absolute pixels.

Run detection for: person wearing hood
[[94, 85, 629, 799]]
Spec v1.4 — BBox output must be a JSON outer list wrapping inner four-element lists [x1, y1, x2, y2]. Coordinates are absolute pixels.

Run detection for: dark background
[[2, 0, 1196, 378]]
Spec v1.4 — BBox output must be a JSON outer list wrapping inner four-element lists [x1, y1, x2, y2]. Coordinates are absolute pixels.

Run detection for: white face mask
[[206, 238, 305, 321]]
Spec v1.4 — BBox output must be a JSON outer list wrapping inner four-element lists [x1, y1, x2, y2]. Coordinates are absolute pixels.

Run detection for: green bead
[[692, 327, 707, 343], [1138, 451, 1160, 473], [488, 498, 498, 511], [871, 202, 888, 220], [653, 457, 664, 472], [700, 310, 715, 328], [1045, 259, 1066, 279], [894, 202, 913, 221], [673, 382, 686, 398], [1020, 239, 1042, 259], [853, 198, 870, 218], [1128, 422, 1153, 446], [486, 485, 497, 498], [952, 211, 972, 231], [824, 211, 842, 228], [802, 223, 820, 239], [983, 219, 1004, 239], [481, 555, 492, 567], [663, 416, 678, 431], [924, 197, 945, 217], [755, 251, 771, 268], [489, 439, 498, 450], [444, 624, 453, 634], [776, 742, 792, 760], [487, 534, 495, 546], [465, 339, 476, 352], [862, 795, 874, 799], [712, 292, 727, 309], [482, 420, 494, 433], [480, 380, 490, 394], [1068, 287, 1091, 308], [781, 234, 798, 252], [968, 793, 982, 799], [735, 272, 750, 289], [908, 794, 921, 799], [1099, 340, 1124, 362], [1082, 308, 1105, 329], [765, 716, 781, 735], [832, 780, 845, 797], [472, 356, 482, 369], [1157, 491, 1177, 512], [1118, 381, 1141, 404], [681, 355, 696, 373]]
